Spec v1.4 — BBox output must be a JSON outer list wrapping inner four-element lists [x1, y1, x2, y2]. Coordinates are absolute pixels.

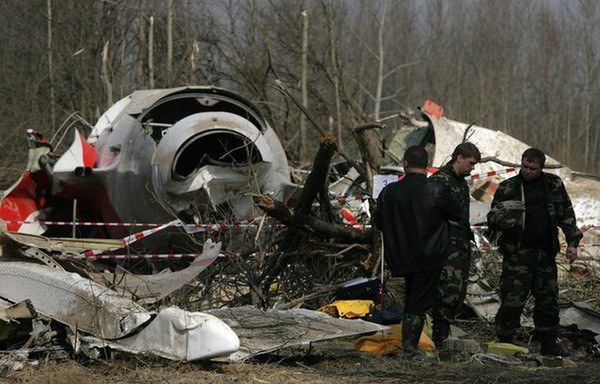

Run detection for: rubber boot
[[432, 317, 450, 349], [402, 313, 423, 359], [540, 336, 571, 357]]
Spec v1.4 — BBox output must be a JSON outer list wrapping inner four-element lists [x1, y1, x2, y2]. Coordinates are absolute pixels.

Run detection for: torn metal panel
[[465, 283, 501, 322], [0, 262, 151, 339], [207, 306, 388, 362], [560, 302, 600, 336], [99, 240, 221, 300], [0, 299, 36, 322], [78, 306, 240, 361], [0, 227, 122, 255], [469, 201, 491, 225]]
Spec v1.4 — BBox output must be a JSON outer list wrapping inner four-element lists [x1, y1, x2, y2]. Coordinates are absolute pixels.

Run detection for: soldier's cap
[[489, 200, 525, 224]]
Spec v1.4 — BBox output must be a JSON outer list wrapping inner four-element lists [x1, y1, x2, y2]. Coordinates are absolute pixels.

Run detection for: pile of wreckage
[[0, 87, 598, 370]]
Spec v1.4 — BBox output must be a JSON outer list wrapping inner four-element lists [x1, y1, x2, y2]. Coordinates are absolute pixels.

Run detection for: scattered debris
[[319, 300, 375, 319], [0, 92, 597, 371], [207, 306, 387, 362], [487, 341, 529, 357]]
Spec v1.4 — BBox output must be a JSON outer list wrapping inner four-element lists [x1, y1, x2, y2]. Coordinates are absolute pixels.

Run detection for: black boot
[[497, 334, 515, 344], [402, 314, 421, 358], [432, 318, 450, 348], [540, 336, 571, 357]]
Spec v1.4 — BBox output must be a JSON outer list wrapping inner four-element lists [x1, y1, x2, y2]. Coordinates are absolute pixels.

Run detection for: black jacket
[[373, 173, 461, 276], [427, 163, 473, 245]]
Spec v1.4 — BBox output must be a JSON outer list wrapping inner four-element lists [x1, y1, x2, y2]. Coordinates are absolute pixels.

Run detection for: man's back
[[374, 173, 429, 276]]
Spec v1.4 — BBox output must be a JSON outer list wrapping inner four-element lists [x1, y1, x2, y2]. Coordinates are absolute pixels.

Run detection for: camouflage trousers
[[495, 248, 559, 341], [432, 246, 471, 342]]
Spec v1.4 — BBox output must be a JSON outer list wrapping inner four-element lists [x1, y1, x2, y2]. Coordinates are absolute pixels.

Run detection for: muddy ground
[[2, 323, 599, 384]]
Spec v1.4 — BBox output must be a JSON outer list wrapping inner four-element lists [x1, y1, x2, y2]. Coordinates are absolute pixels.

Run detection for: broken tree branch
[[353, 122, 385, 172], [295, 135, 337, 214], [480, 156, 564, 169], [258, 196, 371, 243]]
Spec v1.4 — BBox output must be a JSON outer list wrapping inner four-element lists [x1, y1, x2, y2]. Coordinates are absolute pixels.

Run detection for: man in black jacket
[[374, 146, 460, 358]]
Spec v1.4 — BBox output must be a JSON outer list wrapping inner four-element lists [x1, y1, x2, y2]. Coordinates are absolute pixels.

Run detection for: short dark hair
[[403, 146, 428, 168], [451, 142, 481, 162], [522, 148, 546, 167]]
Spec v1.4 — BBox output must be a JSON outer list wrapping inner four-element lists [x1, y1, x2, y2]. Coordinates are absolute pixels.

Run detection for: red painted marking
[[78, 132, 97, 168], [422, 99, 444, 118]]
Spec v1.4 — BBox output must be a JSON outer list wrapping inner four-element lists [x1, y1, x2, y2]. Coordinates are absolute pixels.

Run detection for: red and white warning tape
[[6, 216, 262, 231], [56, 252, 225, 261], [476, 243, 599, 252], [57, 253, 203, 260], [80, 219, 178, 257], [465, 167, 516, 182]]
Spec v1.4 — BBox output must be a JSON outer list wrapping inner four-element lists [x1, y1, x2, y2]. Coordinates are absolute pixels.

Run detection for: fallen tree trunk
[[258, 196, 372, 244]]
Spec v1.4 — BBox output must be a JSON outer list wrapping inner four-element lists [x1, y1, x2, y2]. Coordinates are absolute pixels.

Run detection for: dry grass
[[1, 339, 599, 384]]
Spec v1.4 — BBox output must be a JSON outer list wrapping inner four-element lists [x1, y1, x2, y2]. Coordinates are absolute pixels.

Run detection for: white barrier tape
[[292, 168, 312, 174]]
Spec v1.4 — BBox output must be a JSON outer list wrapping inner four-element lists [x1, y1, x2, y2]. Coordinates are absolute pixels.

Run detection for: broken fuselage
[[1, 87, 292, 248]]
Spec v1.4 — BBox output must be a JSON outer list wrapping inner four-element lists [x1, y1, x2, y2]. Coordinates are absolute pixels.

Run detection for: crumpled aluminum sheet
[[0, 262, 151, 339], [78, 306, 240, 361], [98, 240, 221, 301], [208, 306, 388, 362]]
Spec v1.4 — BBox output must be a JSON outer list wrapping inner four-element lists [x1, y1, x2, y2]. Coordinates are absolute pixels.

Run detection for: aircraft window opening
[[172, 131, 262, 180]]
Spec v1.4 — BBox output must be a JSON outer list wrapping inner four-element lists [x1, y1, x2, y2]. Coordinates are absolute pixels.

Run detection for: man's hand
[[499, 218, 517, 230], [566, 247, 578, 262]]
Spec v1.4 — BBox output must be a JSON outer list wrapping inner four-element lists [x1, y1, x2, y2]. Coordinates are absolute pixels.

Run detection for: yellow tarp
[[355, 324, 436, 356], [319, 300, 374, 318], [487, 341, 529, 356]]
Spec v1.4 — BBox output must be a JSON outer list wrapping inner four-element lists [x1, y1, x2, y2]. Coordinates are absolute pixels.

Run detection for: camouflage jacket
[[428, 162, 473, 245], [488, 172, 583, 254]]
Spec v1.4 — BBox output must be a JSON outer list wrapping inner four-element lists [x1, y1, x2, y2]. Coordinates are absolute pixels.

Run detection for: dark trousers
[[402, 267, 442, 353], [405, 268, 442, 316]]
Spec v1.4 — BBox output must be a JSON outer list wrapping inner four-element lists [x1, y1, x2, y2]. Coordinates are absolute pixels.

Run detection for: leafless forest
[[0, 0, 598, 187]]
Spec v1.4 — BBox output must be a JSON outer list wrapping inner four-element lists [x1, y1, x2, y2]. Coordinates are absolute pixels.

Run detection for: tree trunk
[[137, 1, 147, 88], [167, 0, 173, 85], [47, 0, 56, 133], [374, 0, 387, 121], [148, 15, 155, 88], [299, 10, 309, 160], [327, 0, 343, 150], [101, 41, 113, 108]]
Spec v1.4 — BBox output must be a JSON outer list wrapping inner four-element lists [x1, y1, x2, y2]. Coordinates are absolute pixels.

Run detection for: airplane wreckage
[[0, 86, 598, 364]]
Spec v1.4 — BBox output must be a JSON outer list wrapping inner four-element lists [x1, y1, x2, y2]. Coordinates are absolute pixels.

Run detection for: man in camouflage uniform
[[488, 148, 582, 356], [428, 142, 481, 347]]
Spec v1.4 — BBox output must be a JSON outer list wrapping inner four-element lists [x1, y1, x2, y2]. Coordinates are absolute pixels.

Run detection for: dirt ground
[[2, 334, 599, 384]]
